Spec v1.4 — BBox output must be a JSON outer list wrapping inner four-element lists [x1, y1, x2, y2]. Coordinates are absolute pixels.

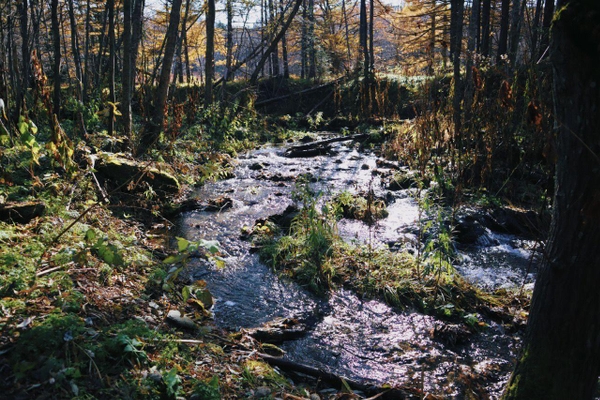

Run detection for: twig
[[36, 265, 65, 277]]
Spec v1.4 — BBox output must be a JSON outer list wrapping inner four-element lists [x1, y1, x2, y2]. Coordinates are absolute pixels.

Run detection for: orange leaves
[[526, 100, 543, 127], [499, 80, 512, 108], [472, 66, 483, 91]]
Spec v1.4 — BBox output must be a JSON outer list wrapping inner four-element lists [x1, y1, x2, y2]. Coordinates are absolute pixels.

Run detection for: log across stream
[[176, 134, 538, 398]]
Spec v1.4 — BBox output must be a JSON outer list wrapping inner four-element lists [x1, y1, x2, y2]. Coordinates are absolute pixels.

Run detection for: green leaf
[[85, 229, 97, 242], [214, 257, 226, 269], [29, 120, 38, 135], [95, 243, 124, 267], [201, 240, 220, 254], [20, 132, 36, 147], [17, 117, 28, 135], [194, 287, 214, 309], [177, 237, 190, 252], [164, 368, 181, 397], [163, 254, 181, 264], [182, 285, 191, 303]]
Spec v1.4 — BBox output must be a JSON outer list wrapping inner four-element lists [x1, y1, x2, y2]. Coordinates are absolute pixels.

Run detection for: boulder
[[94, 154, 180, 194]]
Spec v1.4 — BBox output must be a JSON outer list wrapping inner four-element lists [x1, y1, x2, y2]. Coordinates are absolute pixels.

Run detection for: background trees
[[0, 0, 556, 153]]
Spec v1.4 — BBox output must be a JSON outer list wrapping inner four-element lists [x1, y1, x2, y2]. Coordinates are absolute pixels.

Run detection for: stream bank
[[177, 134, 539, 398]]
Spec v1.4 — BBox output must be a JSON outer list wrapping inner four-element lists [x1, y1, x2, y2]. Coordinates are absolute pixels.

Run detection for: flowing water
[[177, 136, 538, 398]]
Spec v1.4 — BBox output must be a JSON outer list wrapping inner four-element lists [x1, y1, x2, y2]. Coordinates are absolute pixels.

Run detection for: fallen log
[[258, 353, 415, 399], [284, 133, 370, 158], [0, 201, 46, 224]]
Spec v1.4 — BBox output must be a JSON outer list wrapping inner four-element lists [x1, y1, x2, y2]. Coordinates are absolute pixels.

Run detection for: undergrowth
[[0, 108, 316, 399], [256, 181, 507, 323]]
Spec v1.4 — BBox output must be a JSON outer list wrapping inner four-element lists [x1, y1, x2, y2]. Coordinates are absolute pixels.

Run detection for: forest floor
[[0, 126, 417, 399], [0, 119, 538, 399]]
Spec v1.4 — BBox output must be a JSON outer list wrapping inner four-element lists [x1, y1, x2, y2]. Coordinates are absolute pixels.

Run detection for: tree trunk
[[96, 3, 109, 93], [107, 0, 116, 136], [307, 0, 316, 78], [496, 0, 510, 63], [268, 0, 280, 76], [359, 0, 368, 75], [480, 0, 491, 57], [450, 0, 464, 138], [7, 12, 17, 119], [122, 0, 133, 140], [132, 0, 144, 73], [280, 0, 289, 78], [368, 0, 374, 74], [225, 0, 234, 81], [530, 0, 544, 58], [83, 0, 91, 102], [464, 0, 480, 128], [51, 0, 61, 118], [138, 0, 182, 155], [508, 0, 524, 66], [538, 0, 554, 60], [300, 0, 307, 78], [427, 13, 436, 75], [502, 0, 600, 398], [16, 0, 30, 119], [67, 0, 83, 100], [204, 0, 215, 106], [342, 0, 351, 70]]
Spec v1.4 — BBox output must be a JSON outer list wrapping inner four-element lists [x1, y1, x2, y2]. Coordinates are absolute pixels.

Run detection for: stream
[[176, 135, 538, 398]]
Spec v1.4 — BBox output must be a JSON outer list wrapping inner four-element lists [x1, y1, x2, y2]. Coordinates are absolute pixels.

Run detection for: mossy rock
[[387, 171, 417, 190], [94, 154, 180, 194]]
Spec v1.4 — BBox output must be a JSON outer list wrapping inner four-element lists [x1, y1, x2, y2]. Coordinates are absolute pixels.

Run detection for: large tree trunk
[[502, 0, 600, 398], [138, 0, 182, 155], [204, 0, 215, 106]]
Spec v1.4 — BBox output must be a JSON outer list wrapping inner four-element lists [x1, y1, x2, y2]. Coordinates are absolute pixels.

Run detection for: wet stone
[[166, 310, 198, 331], [249, 162, 267, 171], [253, 386, 272, 398]]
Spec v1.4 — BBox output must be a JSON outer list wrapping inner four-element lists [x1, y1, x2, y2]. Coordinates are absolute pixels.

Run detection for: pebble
[[254, 386, 272, 398]]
